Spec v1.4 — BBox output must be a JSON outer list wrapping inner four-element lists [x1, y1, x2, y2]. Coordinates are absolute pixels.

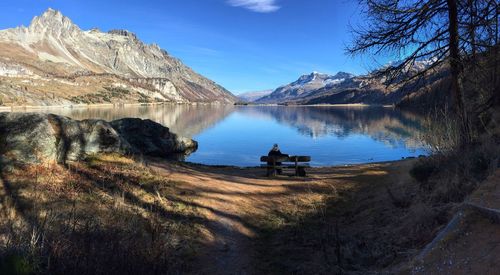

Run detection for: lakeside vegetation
[[1, 139, 498, 274]]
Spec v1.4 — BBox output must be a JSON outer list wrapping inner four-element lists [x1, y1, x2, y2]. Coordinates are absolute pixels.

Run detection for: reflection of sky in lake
[[11, 105, 430, 167], [188, 109, 427, 167]]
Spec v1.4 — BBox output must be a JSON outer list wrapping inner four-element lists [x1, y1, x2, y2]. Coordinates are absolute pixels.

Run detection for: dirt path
[[150, 162, 309, 274], [149, 161, 405, 274]]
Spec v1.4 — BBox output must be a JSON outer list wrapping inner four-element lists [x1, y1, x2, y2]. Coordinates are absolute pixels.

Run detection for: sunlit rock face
[[0, 112, 197, 166], [0, 9, 236, 106]]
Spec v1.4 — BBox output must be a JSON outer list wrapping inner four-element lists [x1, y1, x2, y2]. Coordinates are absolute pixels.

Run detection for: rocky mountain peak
[[297, 71, 334, 84], [28, 8, 80, 34], [310, 71, 326, 76], [108, 29, 139, 42], [333, 71, 355, 79], [0, 9, 236, 104], [298, 72, 322, 82], [41, 8, 61, 18]]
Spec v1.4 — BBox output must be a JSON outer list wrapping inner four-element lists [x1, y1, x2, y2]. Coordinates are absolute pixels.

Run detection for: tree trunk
[[495, 3, 500, 106], [447, 0, 470, 144]]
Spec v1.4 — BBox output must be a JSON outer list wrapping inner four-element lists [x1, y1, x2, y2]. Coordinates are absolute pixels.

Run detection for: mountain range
[[241, 60, 445, 106], [237, 89, 273, 102], [255, 71, 357, 103], [0, 9, 236, 106]]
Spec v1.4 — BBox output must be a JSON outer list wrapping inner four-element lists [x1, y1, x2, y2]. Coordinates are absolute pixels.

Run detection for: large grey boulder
[[0, 112, 197, 166], [0, 113, 59, 164], [110, 118, 198, 157]]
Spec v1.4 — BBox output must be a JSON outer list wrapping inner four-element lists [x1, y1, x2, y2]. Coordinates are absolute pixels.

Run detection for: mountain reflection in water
[[17, 104, 430, 166], [27, 104, 235, 138], [236, 106, 426, 149]]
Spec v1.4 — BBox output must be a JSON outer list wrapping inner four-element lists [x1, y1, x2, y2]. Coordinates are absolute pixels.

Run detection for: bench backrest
[[260, 156, 311, 162], [288, 156, 311, 162], [260, 156, 289, 162]]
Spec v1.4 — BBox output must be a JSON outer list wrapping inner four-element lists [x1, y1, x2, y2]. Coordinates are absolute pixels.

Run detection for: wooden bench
[[260, 155, 311, 177]]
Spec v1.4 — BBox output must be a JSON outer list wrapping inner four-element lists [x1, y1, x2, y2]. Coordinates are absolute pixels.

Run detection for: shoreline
[[0, 101, 228, 112], [180, 156, 423, 170], [0, 102, 395, 111], [237, 103, 394, 107]]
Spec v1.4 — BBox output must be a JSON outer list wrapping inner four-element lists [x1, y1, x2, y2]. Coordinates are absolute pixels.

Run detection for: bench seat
[[259, 164, 310, 168]]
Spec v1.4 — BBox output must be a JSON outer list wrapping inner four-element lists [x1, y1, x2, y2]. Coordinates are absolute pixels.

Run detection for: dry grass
[[0, 153, 203, 274], [249, 161, 454, 274], [250, 150, 498, 274], [411, 135, 500, 204], [1, 150, 496, 274]]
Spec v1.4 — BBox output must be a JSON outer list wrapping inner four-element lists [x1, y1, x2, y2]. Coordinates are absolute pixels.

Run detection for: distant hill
[[0, 9, 236, 106], [237, 90, 273, 102]]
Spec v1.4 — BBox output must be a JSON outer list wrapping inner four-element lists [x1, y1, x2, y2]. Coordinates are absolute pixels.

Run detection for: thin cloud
[[227, 0, 280, 13], [185, 46, 220, 56]]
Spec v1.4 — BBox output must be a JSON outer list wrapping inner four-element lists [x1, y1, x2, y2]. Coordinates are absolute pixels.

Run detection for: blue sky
[[0, 0, 388, 94]]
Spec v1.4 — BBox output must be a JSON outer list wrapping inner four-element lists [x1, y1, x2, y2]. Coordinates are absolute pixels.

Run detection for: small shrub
[[410, 159, 437, 184], [467, 141, 499, 181], [421, 107, 461, 154]]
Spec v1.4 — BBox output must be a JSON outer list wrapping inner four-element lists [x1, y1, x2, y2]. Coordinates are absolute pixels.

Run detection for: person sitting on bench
[[268, 144, 289, 175]]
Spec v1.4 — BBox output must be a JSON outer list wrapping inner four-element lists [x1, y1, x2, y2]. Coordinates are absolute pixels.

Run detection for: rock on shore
[[0, 112, 197, 165], [110, 118, 198, 157]]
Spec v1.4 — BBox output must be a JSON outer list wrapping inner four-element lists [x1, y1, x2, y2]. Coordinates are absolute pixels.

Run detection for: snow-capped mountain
[[380, 59, 438, 77], [256, 71, 355, 103], [252, 59, 445, 105], [0, 9, 236, 106]]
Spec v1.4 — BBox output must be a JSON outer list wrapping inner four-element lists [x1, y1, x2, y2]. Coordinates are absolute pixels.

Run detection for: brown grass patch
[[0, 154, 204, 274]]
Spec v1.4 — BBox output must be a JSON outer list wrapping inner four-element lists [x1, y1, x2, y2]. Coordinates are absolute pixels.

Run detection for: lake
[[9, 104, 430, 167]]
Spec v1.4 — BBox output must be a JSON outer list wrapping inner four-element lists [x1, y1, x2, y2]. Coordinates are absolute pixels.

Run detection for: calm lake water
[[10, 105, 430, 167]]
